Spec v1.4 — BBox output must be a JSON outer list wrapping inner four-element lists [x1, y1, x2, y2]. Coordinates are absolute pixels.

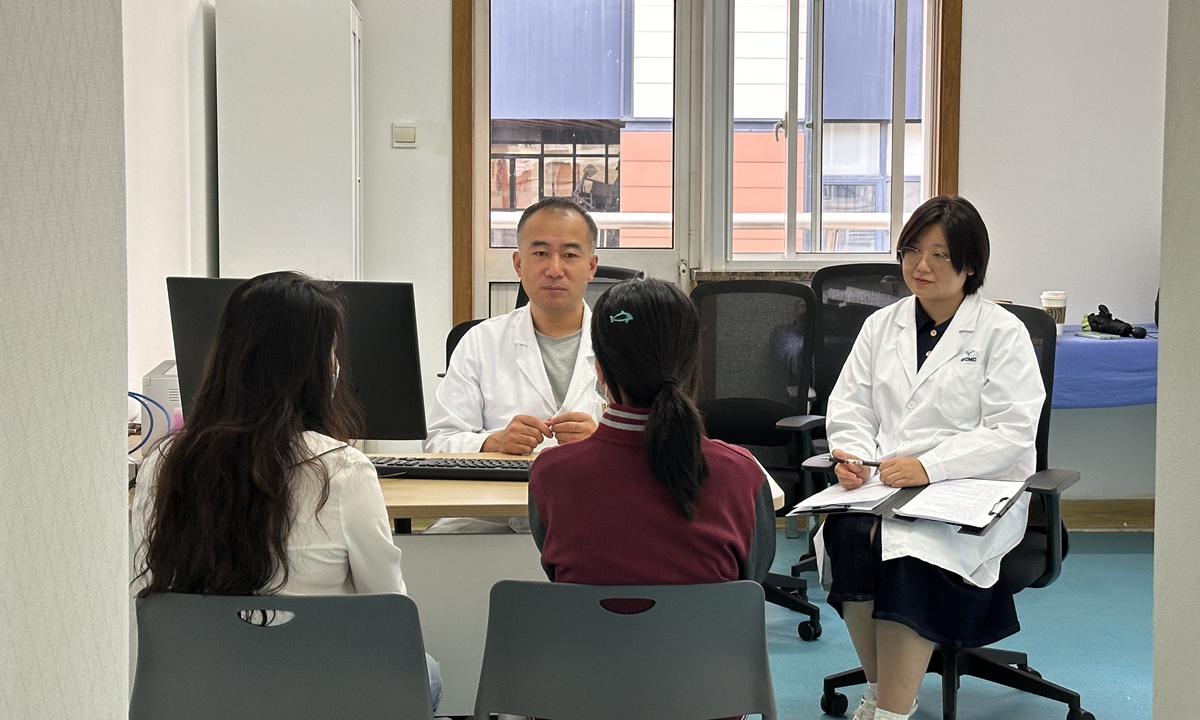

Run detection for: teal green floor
[[765, 532, 1153, 719]]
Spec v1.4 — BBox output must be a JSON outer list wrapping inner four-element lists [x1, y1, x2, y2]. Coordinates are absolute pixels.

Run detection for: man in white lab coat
[[425, 197, 605, 456]]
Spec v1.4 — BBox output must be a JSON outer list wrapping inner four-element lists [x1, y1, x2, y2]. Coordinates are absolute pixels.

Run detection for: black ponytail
[[592, 279, 709, 519]]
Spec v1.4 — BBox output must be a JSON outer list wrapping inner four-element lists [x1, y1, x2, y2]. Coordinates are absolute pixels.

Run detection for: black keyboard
[[370, 456, 532, 481]]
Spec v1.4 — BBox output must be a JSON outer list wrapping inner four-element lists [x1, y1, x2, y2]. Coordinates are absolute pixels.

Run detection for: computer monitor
[[166, 277, 426, 441]]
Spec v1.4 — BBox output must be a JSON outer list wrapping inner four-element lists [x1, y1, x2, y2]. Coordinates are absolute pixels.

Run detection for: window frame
[[450, 0, 961, 323]]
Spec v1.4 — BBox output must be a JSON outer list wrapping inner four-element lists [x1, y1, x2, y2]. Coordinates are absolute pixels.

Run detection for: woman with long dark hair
[[528, 278, 776, 585], [131, 271, 439, 705]]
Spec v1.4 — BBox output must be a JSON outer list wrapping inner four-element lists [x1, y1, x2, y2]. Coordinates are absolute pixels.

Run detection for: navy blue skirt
[[822, 513, 1019, 649]]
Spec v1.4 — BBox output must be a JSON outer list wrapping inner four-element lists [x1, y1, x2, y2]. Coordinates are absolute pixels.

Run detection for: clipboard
[[885, 477, 1032, 535], [794, 477, 1032, 537]]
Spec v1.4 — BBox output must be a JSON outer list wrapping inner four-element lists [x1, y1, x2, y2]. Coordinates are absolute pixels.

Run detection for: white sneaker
[[867, 698, 919, 720], [852, 698, 877, 720]]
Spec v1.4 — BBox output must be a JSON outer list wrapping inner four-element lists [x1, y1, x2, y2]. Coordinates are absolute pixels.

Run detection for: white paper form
[[892, 478, 1026, 529], [789, 479, 899, 515]]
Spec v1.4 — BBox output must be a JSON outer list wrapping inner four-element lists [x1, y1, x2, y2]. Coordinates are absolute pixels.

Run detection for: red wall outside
[[619, 129, 805, 253]]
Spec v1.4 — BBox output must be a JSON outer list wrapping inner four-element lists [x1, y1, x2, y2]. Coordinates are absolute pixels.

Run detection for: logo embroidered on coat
[[960, 350, 979, 363]]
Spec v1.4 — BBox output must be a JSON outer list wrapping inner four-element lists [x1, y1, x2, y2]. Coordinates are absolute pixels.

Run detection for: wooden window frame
[[450, 0, 961, 324]]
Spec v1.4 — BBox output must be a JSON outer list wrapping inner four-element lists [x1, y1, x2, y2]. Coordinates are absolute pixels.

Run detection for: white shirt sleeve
[[825, 314, 884, 461], [336, 450, 407, 595], [423, 330, 492, 453]]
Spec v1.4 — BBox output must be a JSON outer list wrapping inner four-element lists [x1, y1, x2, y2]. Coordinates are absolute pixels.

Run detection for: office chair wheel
[[1066, 710, 1095, 720], [798, 619, 822, 641], [819, 690, 848, 716], [1019, 665, 1042, 679]]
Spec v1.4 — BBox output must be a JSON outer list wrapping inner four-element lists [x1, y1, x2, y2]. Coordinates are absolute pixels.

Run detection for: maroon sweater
[[528, 404, 775, 585]]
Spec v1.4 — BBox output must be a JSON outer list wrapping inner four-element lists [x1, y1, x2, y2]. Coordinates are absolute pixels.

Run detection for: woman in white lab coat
[[818, 196, 1045, 720]]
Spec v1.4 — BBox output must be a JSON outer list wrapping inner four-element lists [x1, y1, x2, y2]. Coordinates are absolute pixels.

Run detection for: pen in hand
[[837, 457, 882, 467]]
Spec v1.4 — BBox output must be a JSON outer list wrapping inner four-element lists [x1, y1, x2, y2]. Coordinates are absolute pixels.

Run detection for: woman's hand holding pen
[[832, 450, 930, 488], [878, 457, 930, 487], [831, 449, 871, 489]]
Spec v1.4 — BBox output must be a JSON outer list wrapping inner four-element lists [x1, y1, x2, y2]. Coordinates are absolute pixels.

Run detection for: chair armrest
[[775, 414, 825, 433], [1024, 468, 1078, 589], [1026, 468, 1080, 495], [801, 454, 836, 472]]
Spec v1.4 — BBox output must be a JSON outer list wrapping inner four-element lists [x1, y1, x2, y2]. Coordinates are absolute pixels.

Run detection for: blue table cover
[[1052, 324, 1158, 409]]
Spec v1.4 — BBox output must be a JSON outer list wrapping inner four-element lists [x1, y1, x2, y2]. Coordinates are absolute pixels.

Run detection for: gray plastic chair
[[473, 580, 777, 720], [130, 592, 434, 720]]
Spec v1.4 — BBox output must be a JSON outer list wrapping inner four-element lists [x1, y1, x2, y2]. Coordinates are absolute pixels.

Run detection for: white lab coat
[[424, 304, 606, 453], [815, 292, 1045, 589]]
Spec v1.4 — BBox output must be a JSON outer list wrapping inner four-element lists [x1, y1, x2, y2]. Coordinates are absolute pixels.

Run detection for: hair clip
[[609, 310, 633, 324]]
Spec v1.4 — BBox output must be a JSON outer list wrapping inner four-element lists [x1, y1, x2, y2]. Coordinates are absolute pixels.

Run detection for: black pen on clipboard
[[836, 456, 882, 468]]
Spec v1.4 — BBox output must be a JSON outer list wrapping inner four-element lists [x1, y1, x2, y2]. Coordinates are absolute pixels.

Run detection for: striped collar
[[597, 404, 650, 433]]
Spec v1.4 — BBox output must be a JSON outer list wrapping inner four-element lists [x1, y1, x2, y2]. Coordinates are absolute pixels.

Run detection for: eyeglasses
[[897, 247, 953, 268]]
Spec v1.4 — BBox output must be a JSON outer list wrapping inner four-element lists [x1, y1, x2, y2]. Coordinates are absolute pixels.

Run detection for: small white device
[[141, 360, 182, 449]]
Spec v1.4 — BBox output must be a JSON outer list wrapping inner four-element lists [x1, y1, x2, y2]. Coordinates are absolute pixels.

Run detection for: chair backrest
[[998, 303, 1067, 592], [1000, 303, 1057, 471], [999, 303, 1057, 472], [691, 280, 817, 461], [130, 592, 433, 720], [810, 263, 910, 413], [514, 264, 644, 309], [473, 580, 776, 720], [446, 317, 486, 368]]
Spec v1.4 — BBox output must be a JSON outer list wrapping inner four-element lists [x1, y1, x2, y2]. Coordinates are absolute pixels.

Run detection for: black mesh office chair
[[692, 279, 825, 641], [809, 263, 911, 420], [783, 264, 911, 578], [812, 304, 1093, 720], [514, 265, 645, 310]]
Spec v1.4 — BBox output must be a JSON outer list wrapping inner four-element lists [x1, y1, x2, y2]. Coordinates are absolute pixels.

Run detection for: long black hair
[[135, 271, 364, 597], [591, 278, 709, 519]]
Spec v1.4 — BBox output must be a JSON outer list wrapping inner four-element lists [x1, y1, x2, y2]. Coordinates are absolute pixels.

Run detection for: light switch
[[392, 124, 417, 148]]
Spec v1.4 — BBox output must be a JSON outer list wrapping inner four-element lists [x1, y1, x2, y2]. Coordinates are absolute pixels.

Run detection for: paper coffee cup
[[1041, 291, 1067, 335]]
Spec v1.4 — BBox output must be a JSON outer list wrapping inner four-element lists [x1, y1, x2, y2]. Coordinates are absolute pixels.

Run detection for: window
[[489, 121, 623, 247], [455, 0, 959, 317], [725, 0, 928, 265], [486, 0, 676, 254]]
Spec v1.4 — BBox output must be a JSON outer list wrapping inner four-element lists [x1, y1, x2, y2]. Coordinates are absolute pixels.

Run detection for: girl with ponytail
[[528, 278, 776, 585]]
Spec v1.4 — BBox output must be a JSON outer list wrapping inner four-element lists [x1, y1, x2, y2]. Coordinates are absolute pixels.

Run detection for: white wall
[[354, 0, 455, 445], [122, 0, 451, 441], [1154, 0, 1200, 713], [959, 0, 1166, 323], [959, 0, 1168, 501], [123, 0, 217, 412], [1, 1, 130, 716], [216, 0, 361, 281], [1049, 405, 1156, 499]]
